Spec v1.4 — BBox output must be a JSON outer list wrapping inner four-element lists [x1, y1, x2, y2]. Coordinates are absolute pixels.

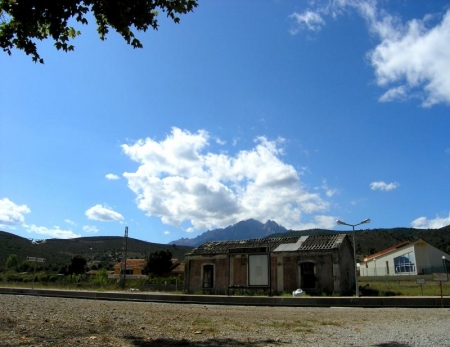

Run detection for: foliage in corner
[[0, 0, 198, 63], [68, 255, 87, 275], [144, 249, 173, 276]]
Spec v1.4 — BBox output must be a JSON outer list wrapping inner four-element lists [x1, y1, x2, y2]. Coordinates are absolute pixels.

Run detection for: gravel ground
[[1, 294, 449, 346]]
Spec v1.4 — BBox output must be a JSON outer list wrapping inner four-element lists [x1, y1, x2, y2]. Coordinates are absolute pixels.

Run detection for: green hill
[[0, 231, 193, 269], [3, 223, 449, 269]]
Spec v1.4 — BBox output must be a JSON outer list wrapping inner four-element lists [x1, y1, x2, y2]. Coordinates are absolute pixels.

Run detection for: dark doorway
[[300, 262, 315, 289], [202, 265, 214, 288]]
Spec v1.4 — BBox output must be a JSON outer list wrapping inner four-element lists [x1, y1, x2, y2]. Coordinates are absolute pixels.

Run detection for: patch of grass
[[318, 320, 342, 327], [191, 316, 218, 334], [359, 280, 449, 296], [254, 318, 321, 334], [303, 318, 342, 327]]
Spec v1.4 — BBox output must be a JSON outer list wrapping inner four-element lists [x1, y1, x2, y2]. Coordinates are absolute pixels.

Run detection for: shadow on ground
[[375, 342, 411, 347], [125, 335, 285, 346]]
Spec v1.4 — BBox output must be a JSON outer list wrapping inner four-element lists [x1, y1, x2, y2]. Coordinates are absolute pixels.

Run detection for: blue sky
[[1, 0, 450, 243]]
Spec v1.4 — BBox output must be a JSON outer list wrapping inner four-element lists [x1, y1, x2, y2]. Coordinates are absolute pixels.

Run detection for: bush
[[89, 269, 109, 287]]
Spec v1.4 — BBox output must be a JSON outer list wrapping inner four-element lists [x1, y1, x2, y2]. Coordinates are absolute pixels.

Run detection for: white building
[[360, 240, 450, 277]]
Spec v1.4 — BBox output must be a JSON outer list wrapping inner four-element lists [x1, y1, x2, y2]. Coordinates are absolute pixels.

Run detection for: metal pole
[[443, 256, 447, 276], [121, 227, 128, 289], [227, 250, 230, 295], [30, 239, 46, 291], [268, 241, 271, 297], [32, 258, 36, 290], [352, 226, 359, 297]]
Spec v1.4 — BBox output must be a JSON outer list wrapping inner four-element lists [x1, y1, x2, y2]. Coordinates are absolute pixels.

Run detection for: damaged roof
[[186, 234, 347, 256]]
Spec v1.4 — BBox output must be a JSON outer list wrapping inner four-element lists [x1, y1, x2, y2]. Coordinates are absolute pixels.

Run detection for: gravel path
[[1, 294, 449, 346]]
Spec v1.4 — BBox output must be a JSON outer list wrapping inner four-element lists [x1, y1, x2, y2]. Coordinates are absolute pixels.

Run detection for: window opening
[[394, 252, 415, 274]]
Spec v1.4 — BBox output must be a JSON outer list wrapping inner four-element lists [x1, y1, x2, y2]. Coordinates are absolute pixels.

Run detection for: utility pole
[[120, 227, 128, 289]]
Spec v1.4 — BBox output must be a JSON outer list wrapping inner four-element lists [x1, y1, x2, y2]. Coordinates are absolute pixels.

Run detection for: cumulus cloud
[[0, 198, 30, 226], [65, 219, 76, 225], [411, 213, 450, 229], [290, 0, 450, 107], [122, 128, 330, 231], [85, 204, 124, 222], [370, 181, 399, 191], [24, 224, 81, 239], [83, 225, 99, 233], [105, 173, 120, 180]]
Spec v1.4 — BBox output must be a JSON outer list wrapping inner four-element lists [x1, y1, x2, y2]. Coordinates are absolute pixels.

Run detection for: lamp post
[[443, 256, 447, 277], [373, 258, 377, 277], [336, 218, 371, 297], [30, 239, 46, 290]]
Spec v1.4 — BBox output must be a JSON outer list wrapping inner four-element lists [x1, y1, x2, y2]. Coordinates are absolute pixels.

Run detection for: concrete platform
[[1, 287, 449, 308]]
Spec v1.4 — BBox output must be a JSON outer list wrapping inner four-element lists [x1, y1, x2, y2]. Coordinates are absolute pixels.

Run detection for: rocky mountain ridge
[[169, 219, 287, 247]]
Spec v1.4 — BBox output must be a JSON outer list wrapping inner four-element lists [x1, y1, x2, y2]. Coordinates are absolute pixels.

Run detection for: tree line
[[3, 249, 175, 276]]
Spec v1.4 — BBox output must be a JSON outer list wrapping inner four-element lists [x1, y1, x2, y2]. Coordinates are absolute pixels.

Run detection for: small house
[[184, 234, 355, 295], [109, 259, 147, 279], [360, 240, 450, 276]]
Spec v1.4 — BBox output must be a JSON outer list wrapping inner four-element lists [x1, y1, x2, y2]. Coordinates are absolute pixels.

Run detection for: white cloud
[[65, 219, 76, 225], [0, 198, 30, 226], [369, 10, 450, 107], [122, 128, 329, 231], [83, 225, 99, 233], [105, 173, 120, 180], [164, 231, 171, 235], [24, 224, 81, 239], [289, 10, 325, 34], [290, 1, 450, 107], [321, 180, 338, 197], [85, 204, 124, 222], [411, 213, 450, 229], [378, 86, 408, 103], [370, 181, 399, 191], [299, 215, 339, 230]]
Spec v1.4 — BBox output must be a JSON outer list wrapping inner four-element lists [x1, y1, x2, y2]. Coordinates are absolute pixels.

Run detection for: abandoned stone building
[[184, 234, 355, 295]]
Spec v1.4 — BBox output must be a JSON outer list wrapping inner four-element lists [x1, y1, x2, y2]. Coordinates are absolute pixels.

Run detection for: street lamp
[[373, 258, 377, 277], [336, 218, 371, 297], [443, 256, 447, 277], [30, 239, 46, 290]]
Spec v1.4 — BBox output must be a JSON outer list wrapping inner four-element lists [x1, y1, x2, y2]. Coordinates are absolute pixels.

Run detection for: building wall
[[361, 244, 416, 276], [230, 254, 248, 286], [270, 256, 278, 291], [113, 267, 143, 275], [361, 242, 450, 277], [281, 255, 298, 292], [336, 237, 355, 295], [290, 251, 338, 295], [186, 255, 228, 293], [414, 242, 449, 271]]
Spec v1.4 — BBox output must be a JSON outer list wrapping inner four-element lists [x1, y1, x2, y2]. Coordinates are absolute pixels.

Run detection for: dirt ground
[[1, 294, 450, 346]]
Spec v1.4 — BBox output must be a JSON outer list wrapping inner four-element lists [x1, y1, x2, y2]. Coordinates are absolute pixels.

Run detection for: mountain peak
[[170, 219, 287, 247]]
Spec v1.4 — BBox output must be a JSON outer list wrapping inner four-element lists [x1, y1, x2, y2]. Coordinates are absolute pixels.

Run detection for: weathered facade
[[184, 234, 355, 295]]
